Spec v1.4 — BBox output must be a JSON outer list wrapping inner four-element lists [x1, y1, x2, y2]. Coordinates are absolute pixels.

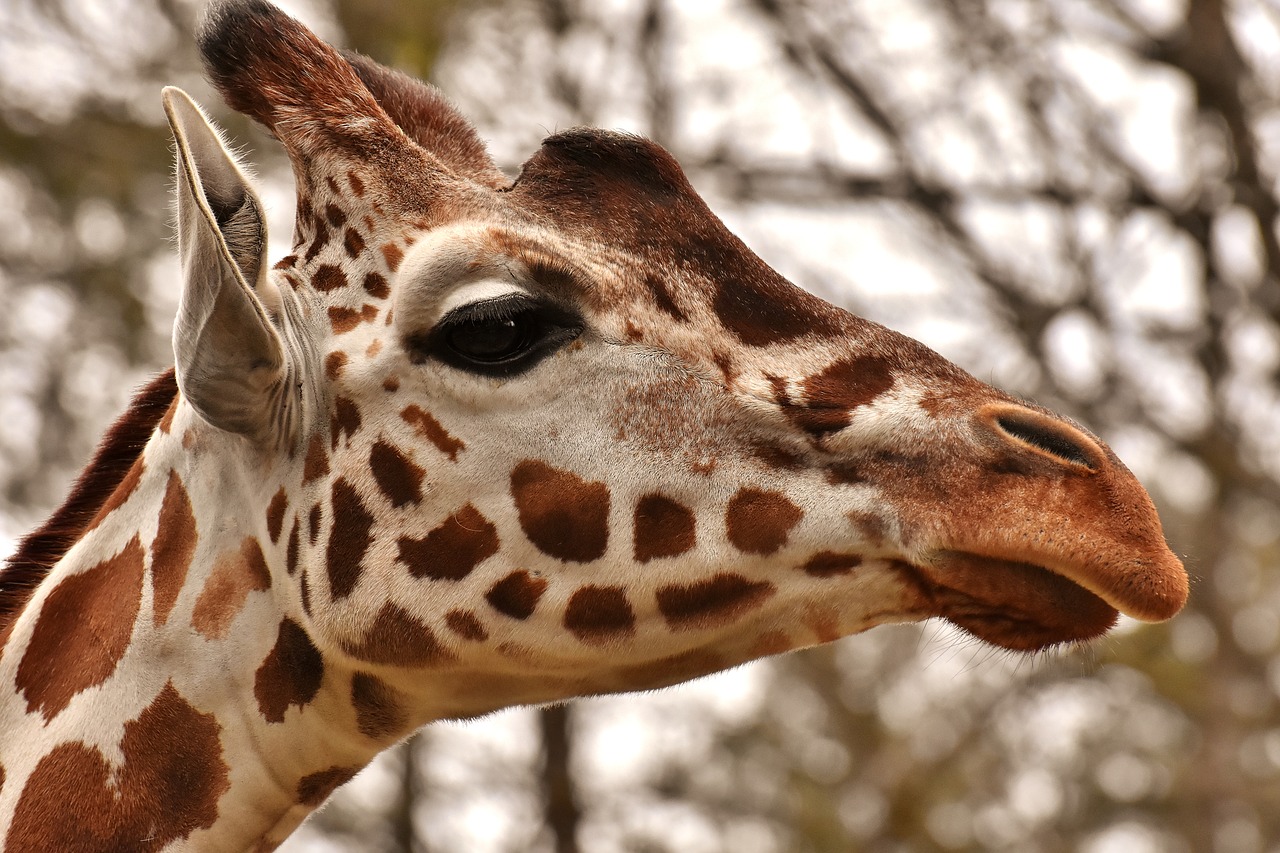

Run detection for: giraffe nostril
[[993, 411, 1098, 471]]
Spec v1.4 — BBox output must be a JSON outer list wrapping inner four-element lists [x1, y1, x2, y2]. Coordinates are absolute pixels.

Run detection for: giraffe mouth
[[896, 553, 1118, 652]]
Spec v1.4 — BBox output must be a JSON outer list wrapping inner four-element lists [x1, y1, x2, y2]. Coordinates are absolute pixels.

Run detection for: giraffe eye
[[416, 294, 583, 378]]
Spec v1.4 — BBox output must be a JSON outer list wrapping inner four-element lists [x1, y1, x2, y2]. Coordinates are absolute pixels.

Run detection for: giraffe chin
[[895, 554, 1119, 652]]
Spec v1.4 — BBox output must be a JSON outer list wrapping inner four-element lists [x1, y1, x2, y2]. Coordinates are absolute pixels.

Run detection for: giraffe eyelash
[[407, 294, 584, 378]]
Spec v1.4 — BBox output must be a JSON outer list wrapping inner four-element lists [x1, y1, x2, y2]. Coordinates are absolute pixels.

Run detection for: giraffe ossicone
[[0, 0, 1187, 848]]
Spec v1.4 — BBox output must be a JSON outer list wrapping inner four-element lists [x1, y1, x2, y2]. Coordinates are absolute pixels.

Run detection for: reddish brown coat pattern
[[485, 570, 548, 620], [725, 488, 803, 555], [151, 470, 198, 627], [17, 536, 146, 720], [800, 551, 862, 578], [369, 439, 425, 507], [6, 682, 229, 851], [285, 518, 301, 576], [510, 460, 610, 563], [655, 573, 776, 630], [633, 494, 696, 562], [563, 585, 635, 643], [342, 603, 455, 666], [380, 242, 403, 272], [296, 766, 359, 807], [303, 433, 330, 484], [311, 263, 348, 292], [254, 618, 325, 723], [351, 673, 407, 739], [401, 405, 465, 461], [363, 271, 390, 299], [788, 355, 896, 436], [308, 503, 322, 545], [331, 396, 362, 449], [326, 479, 374, 599], [324, 351, 348, 381], [86, 457, 146, 533], [445, 608, 488, 641], [266, 487, 289, 543], [192, 537, 273, 640], [344, 227, 366, 258], [327, 304, 379, 334], [397, 504, 498, 581]]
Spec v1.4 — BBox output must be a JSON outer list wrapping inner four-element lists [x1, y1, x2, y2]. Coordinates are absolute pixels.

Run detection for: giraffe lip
[[900, 552, 1118, 652]]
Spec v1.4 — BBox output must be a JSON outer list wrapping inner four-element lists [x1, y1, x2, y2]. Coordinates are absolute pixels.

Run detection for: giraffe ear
[[163, 86, 286, 443]]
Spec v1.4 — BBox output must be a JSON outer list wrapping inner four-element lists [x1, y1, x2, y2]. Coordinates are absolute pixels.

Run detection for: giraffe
[[0, 0, 1188, 849]]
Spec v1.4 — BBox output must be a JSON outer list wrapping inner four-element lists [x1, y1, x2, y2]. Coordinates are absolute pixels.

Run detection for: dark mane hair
[[0, 369, 178, 638]]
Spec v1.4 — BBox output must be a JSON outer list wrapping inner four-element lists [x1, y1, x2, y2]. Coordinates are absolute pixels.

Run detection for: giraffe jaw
[[897, 552, 1120, 652]]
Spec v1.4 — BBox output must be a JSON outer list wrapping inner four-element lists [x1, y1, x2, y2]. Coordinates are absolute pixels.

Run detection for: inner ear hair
[[219, 194, 264, 287]]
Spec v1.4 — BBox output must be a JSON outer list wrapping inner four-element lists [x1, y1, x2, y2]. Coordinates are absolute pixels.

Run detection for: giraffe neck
[[0, 402, 380, 851]]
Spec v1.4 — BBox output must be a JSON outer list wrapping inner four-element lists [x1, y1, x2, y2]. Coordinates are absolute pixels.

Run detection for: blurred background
[[2, 0, 1278, 850]]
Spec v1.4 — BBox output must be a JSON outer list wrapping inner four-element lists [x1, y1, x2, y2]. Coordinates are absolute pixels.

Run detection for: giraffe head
[[170, 0, 1186, 717]]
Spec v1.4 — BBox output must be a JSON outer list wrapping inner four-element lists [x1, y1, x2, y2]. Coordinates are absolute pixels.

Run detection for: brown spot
[[446, 609, 488, 641], [751, 443, 804, 470], [801, 552, 862, 578], [303, 216, 329, 263], [297, 766, 359, 807], [713, 273, 846, 347], [366, 339, 383, 358], [825, 462, 868, 485], [343, 603, 454, 666], [485, 571, 548, 620], [331, 396, 362, 449], [157, 399, 178, 434], [324, 203, 346, 228], [351, 673, 407, 740], [192, 538, 273, 640], [266, 487, 289, 543], [86, 456, 145, 532], [300, 568, 312, 616], [344, 227, 366, 258], [325, 350, 348, 380], [254, 618, 324, 723], [725, 488, 802, 555], [328, 304, 379, 333], [398, 504, 498, 581], [151, 471, 197, 627], [564, 585, 635, 643], [347, 171, 365, 197], [308, 503, 322, 545], [286, 517, 301, 576], [847, 510, 887, 546], [17, 536, 146, 721], [370, 439, 425, 507], [327, 479, 373, 599], [401, 405, 464, 461], [633, 494, 695, 563], [789, 355, 896, 436], [363, 271, 390, 298], [312, 264, 348, 292], [5, 681, 229, 851], [645, 272, 686, 320], [656, 573, 776, 630], [510, 460, 610, 563], [381, 242, 403, 272], [274, 254, 298, 270], [383, 376, 401, 393], [303, 433, 330, 483]]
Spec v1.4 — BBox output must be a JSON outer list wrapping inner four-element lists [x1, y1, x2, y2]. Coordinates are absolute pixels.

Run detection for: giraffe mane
[[0, 369, 178, 638]]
